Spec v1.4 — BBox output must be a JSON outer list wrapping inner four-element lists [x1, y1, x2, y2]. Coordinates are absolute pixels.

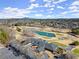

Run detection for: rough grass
[[72, 28, 79, 35], [52, 42, 67, 47], [72, 48, 79, 56], [0, 29, 9, 44]]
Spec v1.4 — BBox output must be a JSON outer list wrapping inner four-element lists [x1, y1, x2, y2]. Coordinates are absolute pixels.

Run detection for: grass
[[56, 33, 63, 36], [51, 42, 67, 47], [0, 29, 9, 44], [54, 42, 67, 47], [72, 48, 79, 56]]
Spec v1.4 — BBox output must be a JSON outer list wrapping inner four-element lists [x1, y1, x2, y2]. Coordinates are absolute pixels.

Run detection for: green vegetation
[[56, 47, 65, 54], [70, 41, 79, 46], [72, 48, 79, 56], [16, 27, 21, 32], [72, 28, 79, 35], [52, 42, 67, 47], [0, 29, 9, 44]]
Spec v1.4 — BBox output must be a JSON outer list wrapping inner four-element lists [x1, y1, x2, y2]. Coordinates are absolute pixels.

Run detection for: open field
[[0, 19, 79, 59]]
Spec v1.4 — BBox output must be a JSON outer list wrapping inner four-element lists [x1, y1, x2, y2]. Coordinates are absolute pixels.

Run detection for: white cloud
[[72, 1, 79, 5], [0, 7, 33, 18], [47, 15, 53, 18], [71, 9, 79, 13], [57, 6, 64, 9], [44, 3, 55, 8], [43, 0, 51, 2], [62, 4, 79, 15], [43, 0, 67, 4], [61, 9, 79, 15], [35, 14, 43, 17], [61, 11, 67, 15], [49, 5, 55, 7], [27, 3, 39, 9], [64, 1, 79, 15], [34, 14, 54, 18], [43, 0, 66, 9], [68, 5, 79, 13], [44, 3, 49, 7], [53, 0, 67, 4], [30, 0, 36, 2], [69, 5, 78, 10], [50, 8, 54, 10], [31, 4, 39, 7], [27, 6, 34, 9], [43, 0, 53, 8], [72, 13, 79, 16]]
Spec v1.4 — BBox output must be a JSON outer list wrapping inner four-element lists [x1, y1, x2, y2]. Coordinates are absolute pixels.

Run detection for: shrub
[[56, 48, 65, 54], [70, 41, 79, 46], [16, 27, 21, 32], [72, 28, 79, 35]]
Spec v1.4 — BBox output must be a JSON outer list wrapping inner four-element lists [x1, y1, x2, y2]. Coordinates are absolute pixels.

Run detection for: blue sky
[[0, 0, 79, 19]]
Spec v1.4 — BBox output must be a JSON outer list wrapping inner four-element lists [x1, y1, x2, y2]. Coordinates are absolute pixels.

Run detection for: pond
[[35, 31, 56, 38]]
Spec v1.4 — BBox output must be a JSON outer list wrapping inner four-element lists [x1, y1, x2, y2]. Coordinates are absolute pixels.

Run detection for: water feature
[[35, 31, 56, 38]]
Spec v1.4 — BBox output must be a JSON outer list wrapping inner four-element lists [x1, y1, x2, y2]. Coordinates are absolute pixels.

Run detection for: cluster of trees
[[70, 41, 79, 46], [72, 28, 79, 35], [2, 18, 78, 29]]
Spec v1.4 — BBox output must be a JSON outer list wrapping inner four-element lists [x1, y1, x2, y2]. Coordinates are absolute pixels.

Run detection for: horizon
[[1, 17, 79, 19], [0, 0, 79, 19]]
